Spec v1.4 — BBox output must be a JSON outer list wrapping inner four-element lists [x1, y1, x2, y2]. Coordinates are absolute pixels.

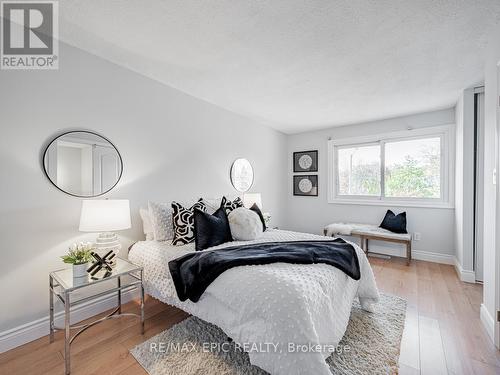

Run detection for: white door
[[92, 145, 121, 195]]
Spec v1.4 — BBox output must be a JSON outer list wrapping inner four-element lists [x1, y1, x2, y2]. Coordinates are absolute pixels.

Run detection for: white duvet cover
[[128, 229, 379, 375]]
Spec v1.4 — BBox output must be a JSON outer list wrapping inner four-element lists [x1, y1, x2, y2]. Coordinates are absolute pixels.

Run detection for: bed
[[128, 228, 379, 375]]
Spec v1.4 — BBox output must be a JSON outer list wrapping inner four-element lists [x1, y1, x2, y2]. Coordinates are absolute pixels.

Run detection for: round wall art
[[230, 158, 254, 192], [293, 175, 318, 196], [293, 150, 318, 172], [298, 154, 313, 170], [298, 178, 313, 193]]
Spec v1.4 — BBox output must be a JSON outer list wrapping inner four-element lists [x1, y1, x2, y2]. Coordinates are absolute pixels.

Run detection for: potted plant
[[61, 242, 94, 278], [263, 212, 271, 224]]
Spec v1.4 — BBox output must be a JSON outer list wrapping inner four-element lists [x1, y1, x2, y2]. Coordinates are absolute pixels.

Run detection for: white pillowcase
[[148, 201, 174, 241], [139, 208, 154, 241], [228, 207, 263, 241]]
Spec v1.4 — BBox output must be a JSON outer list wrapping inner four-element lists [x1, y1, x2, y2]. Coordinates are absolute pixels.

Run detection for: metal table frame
[[49, 259, 144, 375]]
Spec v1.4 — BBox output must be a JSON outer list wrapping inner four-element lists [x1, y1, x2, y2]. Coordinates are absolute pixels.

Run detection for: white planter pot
[[73, 263, 89, 278]]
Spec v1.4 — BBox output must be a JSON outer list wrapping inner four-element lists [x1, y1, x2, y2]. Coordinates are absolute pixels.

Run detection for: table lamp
[[243, 193, 271, 224], [243, 193, 262, 209], [79, 199, 131, 257]]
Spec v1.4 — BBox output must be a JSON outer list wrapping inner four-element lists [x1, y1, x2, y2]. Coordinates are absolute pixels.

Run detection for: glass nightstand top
[[50, 257, 142, 292]]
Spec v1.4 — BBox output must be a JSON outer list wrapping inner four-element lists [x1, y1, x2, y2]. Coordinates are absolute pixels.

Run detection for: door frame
[[495, 62, 500, 348], [474, 89, 485, 282]]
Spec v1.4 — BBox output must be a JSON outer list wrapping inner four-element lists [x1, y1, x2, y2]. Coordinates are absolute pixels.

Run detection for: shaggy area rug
[[131, 293, 406, 375]]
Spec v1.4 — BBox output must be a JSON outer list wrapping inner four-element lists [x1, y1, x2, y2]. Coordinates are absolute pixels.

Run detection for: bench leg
[[406, 241, 411, 266], [360, 236, 368, 254]]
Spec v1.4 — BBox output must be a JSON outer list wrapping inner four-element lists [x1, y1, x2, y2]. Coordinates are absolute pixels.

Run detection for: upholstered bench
[[323, 223, 412, 265]]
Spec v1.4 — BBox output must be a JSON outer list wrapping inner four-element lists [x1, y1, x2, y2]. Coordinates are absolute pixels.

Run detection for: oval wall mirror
[[43, 131, 123, 197], [230, 158, 254, 192]]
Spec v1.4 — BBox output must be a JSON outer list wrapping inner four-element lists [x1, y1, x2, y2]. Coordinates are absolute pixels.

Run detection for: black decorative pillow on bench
[[379, 210, 407, 234]]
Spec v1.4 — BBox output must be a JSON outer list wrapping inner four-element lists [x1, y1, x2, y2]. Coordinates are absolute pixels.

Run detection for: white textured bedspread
[[129, 229, 379, 375]]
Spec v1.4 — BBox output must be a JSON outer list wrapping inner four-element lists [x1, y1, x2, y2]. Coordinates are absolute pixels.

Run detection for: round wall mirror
[[43, 131, 123, 197], [230, 158, 254, 192]]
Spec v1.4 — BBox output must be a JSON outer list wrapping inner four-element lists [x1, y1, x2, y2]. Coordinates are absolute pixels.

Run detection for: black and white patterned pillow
[[171, 199, 207, 245], [221, 196, 243, 215]]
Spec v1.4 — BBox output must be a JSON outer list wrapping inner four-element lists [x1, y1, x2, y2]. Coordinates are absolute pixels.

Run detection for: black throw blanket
[[168, 238, 360, 302]]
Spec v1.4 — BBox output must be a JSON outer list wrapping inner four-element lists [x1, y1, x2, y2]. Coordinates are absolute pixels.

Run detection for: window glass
[[337, 145, 381, 196], [384, 137, 441, 198]]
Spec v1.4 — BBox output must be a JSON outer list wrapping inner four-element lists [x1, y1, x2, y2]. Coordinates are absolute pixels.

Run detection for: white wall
[[0, 43, 287, 338], [286, 109, 456, 260], [454, 88, 475, 276], [481, 29, 500, 345]]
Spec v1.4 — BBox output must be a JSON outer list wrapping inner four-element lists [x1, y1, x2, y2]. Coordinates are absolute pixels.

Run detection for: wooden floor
[[0, 257, 499, 374]]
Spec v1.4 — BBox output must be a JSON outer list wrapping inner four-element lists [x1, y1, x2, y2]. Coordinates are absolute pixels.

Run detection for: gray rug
[[131, 294, 406, 375]]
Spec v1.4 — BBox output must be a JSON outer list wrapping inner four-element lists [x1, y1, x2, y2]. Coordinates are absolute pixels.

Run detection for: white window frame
[[327, 125, 454, 208]]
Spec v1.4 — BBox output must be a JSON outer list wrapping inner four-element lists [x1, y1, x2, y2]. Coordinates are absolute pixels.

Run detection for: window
[[337, 144, 381, 196], [328, 126, 452, 207], [384, 137, 441, 199]]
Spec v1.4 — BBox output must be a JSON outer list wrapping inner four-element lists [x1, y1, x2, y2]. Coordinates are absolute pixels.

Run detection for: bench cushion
[[324, 223, 411, 241]]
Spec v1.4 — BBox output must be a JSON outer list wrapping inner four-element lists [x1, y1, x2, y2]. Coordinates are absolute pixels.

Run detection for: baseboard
[[480, 303, 495, 343], [338, 236, 455, 265], [453, 258, 476, 283], [0, 289, 139, 354], [364, 245, 455, 265], [412, 250, 455, 265]]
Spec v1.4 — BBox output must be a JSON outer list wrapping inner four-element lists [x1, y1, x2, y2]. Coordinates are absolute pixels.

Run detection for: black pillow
[[379, 210, 407, 234], [249, 203, 267, 232], [193, 206, 232, 251]]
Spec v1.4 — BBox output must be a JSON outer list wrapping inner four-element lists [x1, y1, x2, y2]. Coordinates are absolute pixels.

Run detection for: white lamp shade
[[243, 193, 262, 209], [79, 199, 131, 232]]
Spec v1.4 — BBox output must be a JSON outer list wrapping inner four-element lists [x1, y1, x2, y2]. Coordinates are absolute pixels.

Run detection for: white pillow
[[139, 208, 154, 241], [228, 207, 263, 241], [148, 201, 174, 241]]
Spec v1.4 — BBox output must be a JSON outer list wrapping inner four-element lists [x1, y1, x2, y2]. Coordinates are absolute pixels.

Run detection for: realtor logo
[[1, 0, 58, 69]]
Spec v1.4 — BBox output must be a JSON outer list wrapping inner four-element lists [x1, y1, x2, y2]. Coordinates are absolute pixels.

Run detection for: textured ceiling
[[60, 1, 500, 133]]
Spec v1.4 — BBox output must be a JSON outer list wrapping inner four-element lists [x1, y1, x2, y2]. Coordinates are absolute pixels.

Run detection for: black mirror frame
[[42, 130, 123, 198]]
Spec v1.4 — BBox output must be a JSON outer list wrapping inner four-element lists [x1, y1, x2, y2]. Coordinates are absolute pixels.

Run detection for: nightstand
[[49, 258, 144, 375]]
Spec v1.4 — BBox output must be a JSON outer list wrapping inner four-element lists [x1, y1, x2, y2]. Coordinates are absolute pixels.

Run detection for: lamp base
[[94, 232, 121, 266]]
